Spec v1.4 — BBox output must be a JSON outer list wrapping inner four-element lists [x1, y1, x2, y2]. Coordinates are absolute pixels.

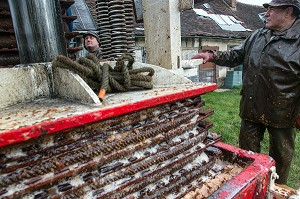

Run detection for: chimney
[[231, 0, 237, 9], [224, 0, 237, 11]]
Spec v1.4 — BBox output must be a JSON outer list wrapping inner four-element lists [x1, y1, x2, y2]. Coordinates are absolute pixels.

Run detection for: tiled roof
[[180, 1, 265, 38], [181, 0, 264, 38], [234, 3, 266, 31]]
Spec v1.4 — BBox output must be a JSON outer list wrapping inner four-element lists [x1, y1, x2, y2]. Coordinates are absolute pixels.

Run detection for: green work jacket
[[213, 19, 300, 128]]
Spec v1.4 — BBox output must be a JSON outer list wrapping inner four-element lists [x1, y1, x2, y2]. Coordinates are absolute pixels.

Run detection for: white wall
[[199, 38, 243, 51]]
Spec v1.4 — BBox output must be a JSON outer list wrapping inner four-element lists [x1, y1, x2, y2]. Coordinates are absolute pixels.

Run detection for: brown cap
[[263, 0, 300, 11]]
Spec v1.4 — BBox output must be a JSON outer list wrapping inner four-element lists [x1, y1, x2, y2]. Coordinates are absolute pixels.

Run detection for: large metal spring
[[123, 0, 135, 54], [96, 0, 112, 60], [95, 0, 135, 60]]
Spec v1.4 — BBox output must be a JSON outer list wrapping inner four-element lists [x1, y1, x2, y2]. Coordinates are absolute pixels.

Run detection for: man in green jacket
[[192, 0, 300, 184]]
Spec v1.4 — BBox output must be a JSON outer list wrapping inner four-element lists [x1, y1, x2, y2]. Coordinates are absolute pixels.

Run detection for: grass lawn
[[202, 87, 300, 189]]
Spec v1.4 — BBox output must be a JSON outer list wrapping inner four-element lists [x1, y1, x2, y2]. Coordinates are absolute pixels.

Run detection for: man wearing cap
[[192, 0, 300, 184], [83, 31, 102, 60]]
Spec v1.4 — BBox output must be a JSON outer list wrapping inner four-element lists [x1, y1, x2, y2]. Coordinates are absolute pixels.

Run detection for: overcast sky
[[237, 0, 269, 6]]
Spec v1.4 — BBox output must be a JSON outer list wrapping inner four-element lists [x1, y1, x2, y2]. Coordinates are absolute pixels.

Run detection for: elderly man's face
[[84, 35, 99, 52], [264, 6, 292, 32]]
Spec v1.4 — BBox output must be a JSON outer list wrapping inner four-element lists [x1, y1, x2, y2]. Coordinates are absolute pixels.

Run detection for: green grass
[[202, 87, 300, 189]]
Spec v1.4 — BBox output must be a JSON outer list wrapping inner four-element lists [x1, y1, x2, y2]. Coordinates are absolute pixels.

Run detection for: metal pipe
[[8, 0, 67, 64]]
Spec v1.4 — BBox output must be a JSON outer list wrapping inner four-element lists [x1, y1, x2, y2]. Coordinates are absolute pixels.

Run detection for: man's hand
[[191, 52, 214, 64]]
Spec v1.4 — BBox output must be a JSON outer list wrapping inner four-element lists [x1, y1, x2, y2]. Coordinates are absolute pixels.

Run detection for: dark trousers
[[239, 119, 296, 184]]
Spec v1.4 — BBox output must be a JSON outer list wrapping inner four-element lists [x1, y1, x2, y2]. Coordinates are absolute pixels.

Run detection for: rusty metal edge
[[210, 141, 275, 199], [0, 83, 217, 147]]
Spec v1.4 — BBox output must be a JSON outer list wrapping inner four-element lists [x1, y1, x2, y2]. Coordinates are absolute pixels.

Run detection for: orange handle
[[98, 89, 106, 102]]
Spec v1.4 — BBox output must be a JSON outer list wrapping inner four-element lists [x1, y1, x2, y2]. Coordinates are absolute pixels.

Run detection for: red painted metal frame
[[211, 142, 275, 199], [0, 84, 216, 147], [1, 83, 276, 198]]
